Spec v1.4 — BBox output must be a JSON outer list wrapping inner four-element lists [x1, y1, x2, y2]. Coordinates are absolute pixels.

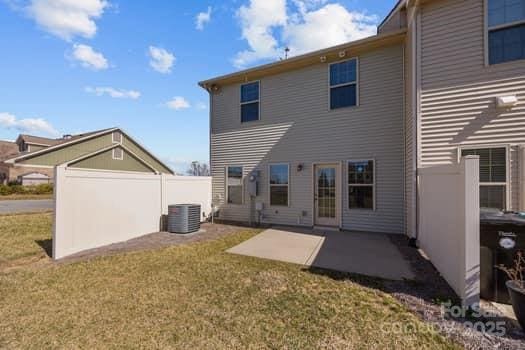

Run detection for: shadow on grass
[[36, 239, 52, 258]]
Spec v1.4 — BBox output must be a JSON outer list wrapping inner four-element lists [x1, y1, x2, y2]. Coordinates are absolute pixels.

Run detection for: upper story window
[[329, 58, 358, 109], [488, 0, 525, 64], [240, 82, 259, 123], [461, 147, 508, 210]]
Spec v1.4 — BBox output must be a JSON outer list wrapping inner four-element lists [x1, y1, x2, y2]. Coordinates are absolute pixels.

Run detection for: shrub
[[0, 183, 53, 196]]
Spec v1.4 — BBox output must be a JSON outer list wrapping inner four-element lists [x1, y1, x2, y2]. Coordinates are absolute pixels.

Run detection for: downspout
[[408, 0, 421, 246], [415, 3, 422, 244]]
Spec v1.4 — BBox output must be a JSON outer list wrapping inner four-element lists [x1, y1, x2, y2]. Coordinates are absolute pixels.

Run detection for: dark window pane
[[228, 186, 242, 204], [330, 84, 357, 109], [330, 59, 357, 86], [488, 0, 525, 27], [349, 186, 374, 209], [228, 166, 243, 181], [480, 185, 506, 210], [270, 186, 288, 206], [241, 102, 259, 122], [240, 82, 259, 103], [348, 161, 374, 185], [489, 24, 525, 64], [270, 164, 288, 184]]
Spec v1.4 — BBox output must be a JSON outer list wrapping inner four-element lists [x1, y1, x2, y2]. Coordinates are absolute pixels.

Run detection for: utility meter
[[248, 170, 260, 197]]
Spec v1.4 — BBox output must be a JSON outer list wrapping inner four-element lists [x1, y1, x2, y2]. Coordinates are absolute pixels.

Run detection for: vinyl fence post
[[52, 165, 67, 260], [460, 155, 480, 307]]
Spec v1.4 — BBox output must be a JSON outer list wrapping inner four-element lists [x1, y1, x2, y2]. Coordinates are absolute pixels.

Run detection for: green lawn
[[0, 213, 459, 349]]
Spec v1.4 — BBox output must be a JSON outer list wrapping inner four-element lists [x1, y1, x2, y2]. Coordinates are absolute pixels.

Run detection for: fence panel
[[53, 166, 211, 259], [418, 155, 480, 306]]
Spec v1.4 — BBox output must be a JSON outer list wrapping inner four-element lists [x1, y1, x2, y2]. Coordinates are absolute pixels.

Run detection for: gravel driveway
[[0, 199, 53, 214]]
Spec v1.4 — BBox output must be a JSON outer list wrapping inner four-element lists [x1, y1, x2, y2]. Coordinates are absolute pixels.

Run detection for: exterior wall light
[[496, 95, 518, 108]]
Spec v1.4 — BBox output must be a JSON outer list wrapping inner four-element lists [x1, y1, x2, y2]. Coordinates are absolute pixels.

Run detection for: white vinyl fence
[[53, 166, 211, 259], [418, 155, 480, 306]]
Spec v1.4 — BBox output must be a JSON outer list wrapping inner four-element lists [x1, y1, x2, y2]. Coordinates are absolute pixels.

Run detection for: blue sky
[[0, 0, 395, 173]]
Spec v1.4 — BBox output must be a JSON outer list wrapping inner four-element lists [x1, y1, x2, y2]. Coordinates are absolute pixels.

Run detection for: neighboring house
[[0, 128, 173, 184], [199, 0, 525, 237]]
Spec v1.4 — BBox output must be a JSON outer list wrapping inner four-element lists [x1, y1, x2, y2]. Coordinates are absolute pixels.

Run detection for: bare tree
[[186, 161, 210, 176]]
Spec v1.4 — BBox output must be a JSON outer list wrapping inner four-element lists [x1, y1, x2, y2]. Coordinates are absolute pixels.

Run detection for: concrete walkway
[[227, 228, 415, 280]]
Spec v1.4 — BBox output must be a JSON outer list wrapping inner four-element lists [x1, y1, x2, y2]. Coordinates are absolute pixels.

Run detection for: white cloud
[[27, 0, 109, 41], [196, 102, 208, 110], [148, 46, 175, 74], [284, 4, 377, 55], [234, 0, 287, 68], [166, 96, 190, 111], [195, 6, 212, 30], [71, 43, 109, 70], [0, 112, 59, 136], [233, 0, 378, 68], [85, 86, 140, 99]]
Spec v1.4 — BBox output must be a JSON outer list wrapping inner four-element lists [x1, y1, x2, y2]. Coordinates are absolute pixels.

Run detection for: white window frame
[[112, 131, 122, 143], [347, 159, 375, 211], [268, 163, 290, 207], [112, 147, 124, 160], [240, 80, 261, 123], [226, 165, 244, 205], [328, 57, 360, 110], [484, 0, 525, 66], [458, 144, 511, 210]]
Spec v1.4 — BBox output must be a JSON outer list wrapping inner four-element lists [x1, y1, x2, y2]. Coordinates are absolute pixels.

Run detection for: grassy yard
[[0, 213, 52, 269], [0, 214, 459, 349]]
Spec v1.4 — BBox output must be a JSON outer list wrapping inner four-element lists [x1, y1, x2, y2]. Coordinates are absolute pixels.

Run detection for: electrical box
[[248, 170, 260, 197], [255, 202, 264, 211]]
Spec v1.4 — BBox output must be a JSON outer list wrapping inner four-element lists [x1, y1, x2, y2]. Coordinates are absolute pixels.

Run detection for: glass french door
[[314, 164, 339, 226]]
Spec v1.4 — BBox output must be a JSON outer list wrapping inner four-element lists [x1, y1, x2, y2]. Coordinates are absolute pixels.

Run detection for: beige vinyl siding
[[122, 135, 173, 174], [420, 0, 525, 210], [379, 8, 407, 34], [70, 148, 154, 173], [18, 134, 113, 166], [211, 44, 405, 233]]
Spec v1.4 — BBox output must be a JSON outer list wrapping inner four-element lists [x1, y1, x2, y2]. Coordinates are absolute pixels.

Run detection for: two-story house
[[199, 0, 525, 240]]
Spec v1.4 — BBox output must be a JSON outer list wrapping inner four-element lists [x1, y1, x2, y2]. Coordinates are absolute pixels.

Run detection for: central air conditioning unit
[[167, 204, 201, 234]]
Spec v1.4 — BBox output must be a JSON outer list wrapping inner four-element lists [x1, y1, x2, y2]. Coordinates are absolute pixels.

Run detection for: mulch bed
[[386, 234, 525, 349], [57, 223, 258, 264]]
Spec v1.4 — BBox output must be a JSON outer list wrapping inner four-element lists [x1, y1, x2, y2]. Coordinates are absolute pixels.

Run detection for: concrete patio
[[227, 227, 415, 280]]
